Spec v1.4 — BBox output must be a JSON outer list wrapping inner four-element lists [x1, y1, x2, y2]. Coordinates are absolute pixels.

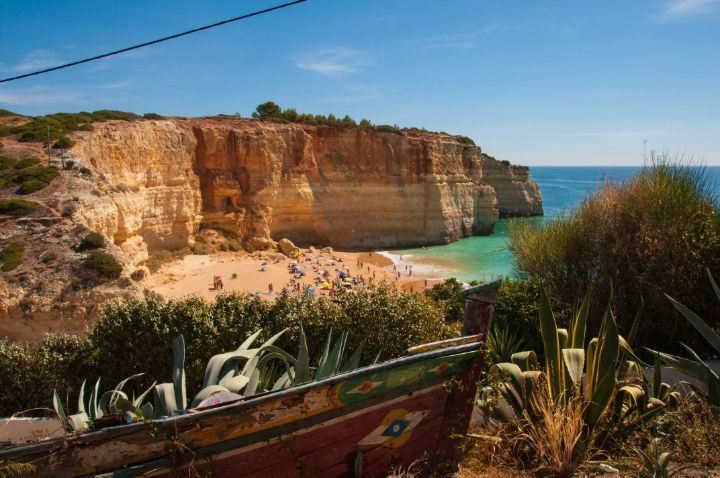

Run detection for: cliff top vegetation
[[0, 110, 161, 144]]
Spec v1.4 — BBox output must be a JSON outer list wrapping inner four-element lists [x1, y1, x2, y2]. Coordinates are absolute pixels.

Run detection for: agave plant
[[53, 374, 155, 433], [486, 287, 675, 445], [156, 326, 366, 415], [649, 269, 720, 416], [632, 440, 693, 478]]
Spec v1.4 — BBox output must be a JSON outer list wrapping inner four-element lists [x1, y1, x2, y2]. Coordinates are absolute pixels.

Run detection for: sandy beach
[[149, 248, 443, 301]]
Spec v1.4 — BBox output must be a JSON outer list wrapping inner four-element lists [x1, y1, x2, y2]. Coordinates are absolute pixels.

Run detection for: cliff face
[[72, 119, 542, 263]]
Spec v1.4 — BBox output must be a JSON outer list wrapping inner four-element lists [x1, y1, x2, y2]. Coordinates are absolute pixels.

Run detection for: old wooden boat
[[0, 281, 500, 477]]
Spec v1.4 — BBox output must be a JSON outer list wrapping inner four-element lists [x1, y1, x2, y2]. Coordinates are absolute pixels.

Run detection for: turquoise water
[[387, 166, 720, 282]]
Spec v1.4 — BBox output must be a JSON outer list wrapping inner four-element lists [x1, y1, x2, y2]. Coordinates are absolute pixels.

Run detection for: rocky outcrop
[[482, 160, 544, 217], [70, 118, 542, 263]]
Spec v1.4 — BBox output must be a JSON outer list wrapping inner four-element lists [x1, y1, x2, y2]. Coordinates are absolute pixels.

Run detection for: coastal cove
[[385, 166, 720, 282]]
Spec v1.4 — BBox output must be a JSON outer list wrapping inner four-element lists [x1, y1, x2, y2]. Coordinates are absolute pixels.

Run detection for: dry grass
[[517, 389, 587, 478]]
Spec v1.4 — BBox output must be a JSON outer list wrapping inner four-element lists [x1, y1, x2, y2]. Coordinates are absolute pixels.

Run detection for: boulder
[[278, 238, 298, 257]]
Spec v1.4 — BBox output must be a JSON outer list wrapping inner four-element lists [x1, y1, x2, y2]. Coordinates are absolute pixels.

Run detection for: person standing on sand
[[268, 283, 273, 294]]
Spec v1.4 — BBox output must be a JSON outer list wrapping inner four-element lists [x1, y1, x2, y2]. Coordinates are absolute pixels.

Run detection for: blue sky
[[1, 0, 719, 166]]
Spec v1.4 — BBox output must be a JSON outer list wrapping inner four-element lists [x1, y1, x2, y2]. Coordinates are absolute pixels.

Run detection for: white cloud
[[2, 50, 64, 73], [0, 87, 79, 106], [416, 27, 507, 51], [96, 80, 131, 89], [653, 0, 719, 21], [296, 48, 370, 78]]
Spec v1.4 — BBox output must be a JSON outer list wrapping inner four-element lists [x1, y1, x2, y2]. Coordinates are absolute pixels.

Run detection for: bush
[[424, 278, 470, 323], [0, 335, 93, 416], [63, 160, 75, 170], [52, 136, 75, 149], [9, 111, 139, 144], [13, 157, 40, 169], [510, 155, 720, 356], [91, 284, 451, 398], [6, 165, 59, 194], [456, 136, 476, 146], [79, 166, 91, 176], [143, 113, 164, 120], [41, 252, 57, 263], [0, 109, 18, 117], [77, 232, 105, 251], [0, 155, 15, 169], [83, 251, 122, 279], [17, 179, 48, 194], [0, 243, 24, 271], [0, 199, 39, 216]]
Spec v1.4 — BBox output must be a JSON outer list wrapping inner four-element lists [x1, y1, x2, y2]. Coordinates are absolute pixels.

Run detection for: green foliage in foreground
[[0, 199, 39, 216], [0, 243, 24, 272], [0, 284, 452, 416], [510, 155, 720, 356], [650, 269, 720, 416], [483, 287, 679, 467]]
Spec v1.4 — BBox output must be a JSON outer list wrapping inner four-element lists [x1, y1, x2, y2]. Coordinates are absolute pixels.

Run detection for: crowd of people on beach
[[208, 250, 423, 297]]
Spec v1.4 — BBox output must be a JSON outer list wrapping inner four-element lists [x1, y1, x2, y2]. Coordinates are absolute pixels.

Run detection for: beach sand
[[148, 249, 443, 301]]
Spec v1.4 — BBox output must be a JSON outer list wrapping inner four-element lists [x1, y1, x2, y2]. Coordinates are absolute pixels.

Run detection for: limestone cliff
[[71, 118, 542, 263]]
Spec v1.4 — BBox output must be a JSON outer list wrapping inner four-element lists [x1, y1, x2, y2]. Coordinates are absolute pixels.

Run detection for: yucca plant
[[488, 287, 675, 448], [487, 321, 531, 364], [53, 374, 155, 433], [649, 269, 720, 416]]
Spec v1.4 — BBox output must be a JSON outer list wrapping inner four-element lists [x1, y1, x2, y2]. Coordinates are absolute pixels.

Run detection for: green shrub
[[510, 155, 720, 356], [424, 278, 471, 323], [17, 179, 48, 194], [0, 155, 15, 169], [91, 284, 451, 397], [79, 166, 91, 176], [6, 165, 58, 194], [0, 335, 93, 416], [10, 111, 138, 144], [63, 160, 75, 170], [0, 199, 39, 216], [13, 157, 40, 169], [456, 136, 476, 146], [0, 243, 24, 271], [375, 124, 403, 135], [0, 109, 18, 117], [143, 113, 164, 120], [52, 137, 74, 149], [83, 251, 122, 279], [41, 252, 57, 263], [500, 159, 511, 166], [77, 232, 105, 251]]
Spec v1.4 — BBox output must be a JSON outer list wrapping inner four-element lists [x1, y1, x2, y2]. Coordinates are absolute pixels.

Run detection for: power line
[[0, 0, 307, 84]]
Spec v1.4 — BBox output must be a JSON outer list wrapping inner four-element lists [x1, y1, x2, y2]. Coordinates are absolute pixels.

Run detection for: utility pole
[[59, 128, 65, 170], [46, 126, 51, 162]]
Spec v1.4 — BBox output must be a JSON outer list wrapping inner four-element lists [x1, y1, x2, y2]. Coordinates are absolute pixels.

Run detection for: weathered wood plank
[[407, 334, 482, 355]]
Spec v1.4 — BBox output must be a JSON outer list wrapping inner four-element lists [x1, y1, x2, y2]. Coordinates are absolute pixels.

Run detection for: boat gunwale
[[0, 339, 484, 458]]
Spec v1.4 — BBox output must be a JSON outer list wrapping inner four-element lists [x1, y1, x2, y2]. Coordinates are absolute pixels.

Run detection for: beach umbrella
[[261, 262, 268, 266], [307, 288, 315, 295], [322, 282, 331, 287]]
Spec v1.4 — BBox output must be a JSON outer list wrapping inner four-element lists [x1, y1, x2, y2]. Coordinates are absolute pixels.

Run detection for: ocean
[[381, 166, 720, 282]]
